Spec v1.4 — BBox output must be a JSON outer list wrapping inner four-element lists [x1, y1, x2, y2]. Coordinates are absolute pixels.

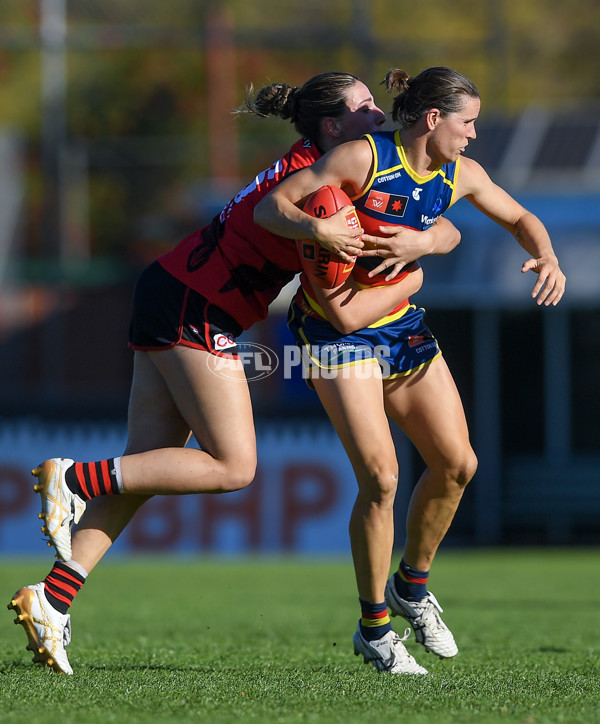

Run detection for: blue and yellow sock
[[395, 558, 429, 602], [359, 598, 392, 641]]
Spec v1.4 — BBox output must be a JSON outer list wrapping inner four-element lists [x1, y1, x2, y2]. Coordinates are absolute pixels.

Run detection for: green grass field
[[1, 550, 599, 724]]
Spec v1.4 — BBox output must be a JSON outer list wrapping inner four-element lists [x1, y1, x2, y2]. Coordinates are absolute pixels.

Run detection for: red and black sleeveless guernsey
[[158, 138, 322, 330], [351, 130, 460, 283]]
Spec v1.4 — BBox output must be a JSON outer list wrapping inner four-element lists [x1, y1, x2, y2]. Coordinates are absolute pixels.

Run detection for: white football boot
[[32, 458, 86, 561], [353, 623, 428, 674], [8, 582, 73, 675], [385, 577, 458, 658]]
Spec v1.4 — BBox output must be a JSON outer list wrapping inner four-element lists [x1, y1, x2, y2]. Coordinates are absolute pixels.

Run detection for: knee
[[357, 462, 399, 508], [448, 448, 478, 488]]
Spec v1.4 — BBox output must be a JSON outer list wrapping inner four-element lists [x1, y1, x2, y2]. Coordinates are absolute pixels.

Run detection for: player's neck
[[399, 130, 441, 177]]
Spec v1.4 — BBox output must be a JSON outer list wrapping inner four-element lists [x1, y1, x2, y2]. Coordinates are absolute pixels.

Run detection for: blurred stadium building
[[0, 0, 599, 549]]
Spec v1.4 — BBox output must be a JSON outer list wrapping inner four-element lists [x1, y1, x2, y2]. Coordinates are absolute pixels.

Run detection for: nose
[[375, 107, 386, 126]]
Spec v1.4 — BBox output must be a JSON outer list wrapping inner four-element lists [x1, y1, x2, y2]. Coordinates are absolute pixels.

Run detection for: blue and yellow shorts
[[287, 298, 441, 381]]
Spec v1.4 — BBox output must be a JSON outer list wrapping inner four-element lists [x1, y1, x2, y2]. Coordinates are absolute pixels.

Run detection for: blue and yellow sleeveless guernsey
[[351, 129, 460, 286], [288, 129, 459, 379]]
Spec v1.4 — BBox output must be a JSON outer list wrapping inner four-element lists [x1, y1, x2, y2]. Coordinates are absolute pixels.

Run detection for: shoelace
[[385, 628, 414, 665], [396, 627, 412, 643], [418, 604, 446, 632]]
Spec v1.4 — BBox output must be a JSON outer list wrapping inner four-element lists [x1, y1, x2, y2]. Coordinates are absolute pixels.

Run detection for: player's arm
[[254, 140, 374, 263], [360, 216, 462, 281], [458, 157, 566, 306], [308, 264, 423, 334]]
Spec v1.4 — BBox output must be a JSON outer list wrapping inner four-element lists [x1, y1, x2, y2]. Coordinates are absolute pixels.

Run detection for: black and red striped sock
[[64, 458, 123, 500], [43, 561, 87, 614]]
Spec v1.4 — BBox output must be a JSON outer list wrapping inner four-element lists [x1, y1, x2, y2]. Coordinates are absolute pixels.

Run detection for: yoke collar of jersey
[[393, 129, 453, 185]]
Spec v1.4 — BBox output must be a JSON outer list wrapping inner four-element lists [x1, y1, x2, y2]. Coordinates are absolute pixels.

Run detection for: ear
[[425, 108, 441, 131], [322, 117, 342, 139]]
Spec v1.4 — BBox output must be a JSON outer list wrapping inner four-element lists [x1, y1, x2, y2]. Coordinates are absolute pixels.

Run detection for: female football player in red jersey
[[9, 71, 461, 675], [255, 66, 566, 674]]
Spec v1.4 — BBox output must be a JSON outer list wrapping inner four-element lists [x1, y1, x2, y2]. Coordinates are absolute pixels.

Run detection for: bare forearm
[[254, 193, 317, 240], [359, 216, 461, 281], [515, 212, 566, 306], [513, 212, 557, 261], [312, 265, 423, 334], [427, 216, 461, 255]]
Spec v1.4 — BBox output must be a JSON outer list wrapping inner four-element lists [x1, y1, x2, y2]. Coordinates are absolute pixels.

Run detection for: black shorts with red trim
[[128, 261, 242, 356]]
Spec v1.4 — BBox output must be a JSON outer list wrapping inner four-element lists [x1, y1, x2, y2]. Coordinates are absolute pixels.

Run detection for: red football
[[297, 185, 359, 289]]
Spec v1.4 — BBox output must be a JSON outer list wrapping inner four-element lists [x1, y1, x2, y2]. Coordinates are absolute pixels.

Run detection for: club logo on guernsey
[[365, 190, 409, 217]]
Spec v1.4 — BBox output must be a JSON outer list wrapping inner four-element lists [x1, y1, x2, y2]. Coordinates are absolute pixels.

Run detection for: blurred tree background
[[0, 0, 598, 269], [0, 0, 599, 546]]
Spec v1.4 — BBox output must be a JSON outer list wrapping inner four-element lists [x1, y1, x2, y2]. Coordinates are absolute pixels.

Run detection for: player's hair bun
[[382, 69, 411, 95], [241, 82, 299, 120]]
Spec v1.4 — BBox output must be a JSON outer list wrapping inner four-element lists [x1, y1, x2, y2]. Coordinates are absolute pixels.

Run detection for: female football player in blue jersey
[[9, 71, 461, 676], [255, 66, 566, 674]]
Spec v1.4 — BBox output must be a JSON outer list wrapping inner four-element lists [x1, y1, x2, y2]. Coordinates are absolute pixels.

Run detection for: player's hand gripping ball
[[297, 185, 359, 288]]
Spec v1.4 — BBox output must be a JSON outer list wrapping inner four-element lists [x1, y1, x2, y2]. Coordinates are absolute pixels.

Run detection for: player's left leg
[[9, 350, 193, 674], [382, 356, 478, 657], [33, 345, 259, 563], [311, 362, 427, 675], [313, 362, 397, 602]]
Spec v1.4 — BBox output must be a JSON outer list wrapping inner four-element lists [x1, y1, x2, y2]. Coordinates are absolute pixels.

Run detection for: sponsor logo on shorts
[[408, 334, 428, 347], [213, 332, 236, 351], [408, 334, 437, 354]]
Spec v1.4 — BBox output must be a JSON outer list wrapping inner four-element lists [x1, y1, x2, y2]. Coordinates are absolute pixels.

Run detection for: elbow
[[330, 315, 360, 335], [253, 199, 267, 228], [453, 228, 462, 249], [254, 195, 280, 230]]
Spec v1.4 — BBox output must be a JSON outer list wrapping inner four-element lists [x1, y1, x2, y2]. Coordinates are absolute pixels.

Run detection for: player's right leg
[[32, 345, 258, 560], [311, 364, 427, 675]]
